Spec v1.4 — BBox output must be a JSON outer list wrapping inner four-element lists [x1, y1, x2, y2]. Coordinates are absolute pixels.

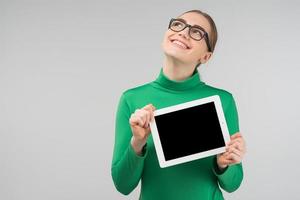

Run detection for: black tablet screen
[[154, 102, 225, 161]]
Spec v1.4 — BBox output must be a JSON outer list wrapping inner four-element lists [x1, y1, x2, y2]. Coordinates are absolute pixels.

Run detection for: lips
[[170, 38, 191, 49]]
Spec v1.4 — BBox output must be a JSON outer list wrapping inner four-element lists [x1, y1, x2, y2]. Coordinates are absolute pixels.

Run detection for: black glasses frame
[[168, 18, 212, 52]]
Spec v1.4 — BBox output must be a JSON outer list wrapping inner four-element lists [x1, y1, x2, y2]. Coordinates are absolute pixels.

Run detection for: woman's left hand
[[216, 132, 246, 169]]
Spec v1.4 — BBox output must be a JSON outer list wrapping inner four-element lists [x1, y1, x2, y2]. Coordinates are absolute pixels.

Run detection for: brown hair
[[179, 9, 218, 68]]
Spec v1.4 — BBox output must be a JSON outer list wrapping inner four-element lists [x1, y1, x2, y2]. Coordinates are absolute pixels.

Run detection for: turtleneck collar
[[152, 67, 205, 91]]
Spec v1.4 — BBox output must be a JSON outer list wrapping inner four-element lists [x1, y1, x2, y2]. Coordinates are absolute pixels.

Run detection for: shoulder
[[121, 81, 153, 99], [205, 84, 234, 99], [117, 82, 153, 112], [203, 84, 236, 110]]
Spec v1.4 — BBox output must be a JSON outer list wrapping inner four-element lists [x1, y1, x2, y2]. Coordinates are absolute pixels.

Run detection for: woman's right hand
[[129, 103, 156, 155]]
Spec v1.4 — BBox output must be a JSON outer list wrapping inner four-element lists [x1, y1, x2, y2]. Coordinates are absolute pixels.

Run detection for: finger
[[143, 110, 151, 128], [135, 111, 146, 126], [226, 152, 241, 163], [151, 105, 156, 112], [220, 151, 230, 158], [136, 109, 150, 127], [230, 135, 243, 141], [143, 104, 156, 112], [231, 132, 242, 139], [227, 147, 242, 157], [135, 115, 145, 127], [146, 109, 152, 127], [145, 129, 151, 137], [144, 105, 155, 123], [227, 142, 243, 152], [223, 160, 235, 166], [228, 138, 243, 147], [141, 109, 150, 122], [150, 110, 154, 122], [223, 159, 233, 165], [227, 138, 243, 148], [129, 115, 144, 127], [221, 150, 241, 165], [218, 156, 232, 166], [231, 136, 244, 143], [129, 114, 137, 126], [227, 139, 241, 148], [225, 140, 232, 147], [226, 137, 242, 144], [231, 139, 246, 153], [142, 110, 151, 128], [148, 103, 156, 111]]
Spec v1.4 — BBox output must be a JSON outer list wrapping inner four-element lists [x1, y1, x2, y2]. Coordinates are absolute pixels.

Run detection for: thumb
[[231, 132, 242, 139], [144, 103, 156, 111]]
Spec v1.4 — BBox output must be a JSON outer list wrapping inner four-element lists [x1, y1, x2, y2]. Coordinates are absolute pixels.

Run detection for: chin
[[162, 44, 186, 62]]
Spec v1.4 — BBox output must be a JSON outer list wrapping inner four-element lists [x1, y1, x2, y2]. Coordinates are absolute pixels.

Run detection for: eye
[[172, 21, 184, 28], [191, 28, 204, 38]]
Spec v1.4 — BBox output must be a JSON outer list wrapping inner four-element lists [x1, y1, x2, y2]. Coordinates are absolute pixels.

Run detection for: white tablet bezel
[[149, 95, 230, 168]]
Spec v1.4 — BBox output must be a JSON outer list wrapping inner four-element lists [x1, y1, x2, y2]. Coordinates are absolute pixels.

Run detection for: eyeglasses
[[168, 18, 212, 52]]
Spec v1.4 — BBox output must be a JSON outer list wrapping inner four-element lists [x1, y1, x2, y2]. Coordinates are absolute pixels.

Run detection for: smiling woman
[[162, 9, 218, 71], [168, 17, 211, 50], [111, 9, 246, 200]]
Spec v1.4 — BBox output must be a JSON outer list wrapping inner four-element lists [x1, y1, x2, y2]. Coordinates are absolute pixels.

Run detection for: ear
[[198, 52, 213, 64]]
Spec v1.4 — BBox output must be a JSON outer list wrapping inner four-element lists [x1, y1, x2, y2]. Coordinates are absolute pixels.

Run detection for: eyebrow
[[176, 17, 206, 31]]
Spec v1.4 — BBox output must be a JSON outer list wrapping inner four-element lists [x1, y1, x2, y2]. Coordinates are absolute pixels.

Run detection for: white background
[[1, 0, 299, 199]]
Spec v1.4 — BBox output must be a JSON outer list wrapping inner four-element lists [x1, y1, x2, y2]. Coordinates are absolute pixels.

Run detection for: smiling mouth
[[170, 39, 191, 50]]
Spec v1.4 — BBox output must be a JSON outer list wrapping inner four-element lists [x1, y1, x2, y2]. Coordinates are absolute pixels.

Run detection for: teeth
[[172, 40, 188, 49]]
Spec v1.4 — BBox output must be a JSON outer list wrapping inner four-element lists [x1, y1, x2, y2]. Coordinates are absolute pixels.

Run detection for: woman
[[111, 9, 246, 200]]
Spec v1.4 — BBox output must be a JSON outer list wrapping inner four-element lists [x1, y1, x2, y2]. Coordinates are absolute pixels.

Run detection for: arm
[[111, 92, 148, 195], [212, 94, 244, 193]]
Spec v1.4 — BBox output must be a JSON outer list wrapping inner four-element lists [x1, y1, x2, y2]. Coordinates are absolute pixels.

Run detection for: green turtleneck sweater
[[111, 67, 243, 200]]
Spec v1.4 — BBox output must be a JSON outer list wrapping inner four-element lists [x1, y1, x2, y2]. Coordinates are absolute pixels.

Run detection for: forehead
[[177, 12, 211, 34]]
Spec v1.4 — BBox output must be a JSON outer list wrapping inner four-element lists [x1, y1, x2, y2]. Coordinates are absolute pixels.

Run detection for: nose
[[178, 26, 190, 40]]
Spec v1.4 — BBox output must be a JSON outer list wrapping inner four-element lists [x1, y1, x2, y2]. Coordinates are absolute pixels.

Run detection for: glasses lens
[[170, 20, 185, 32], [190, 27, 205, 40]]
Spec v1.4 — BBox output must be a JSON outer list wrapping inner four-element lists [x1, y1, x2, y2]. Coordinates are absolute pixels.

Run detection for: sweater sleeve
[[212, 94, 244, 193], [111, 92, 148, 195]]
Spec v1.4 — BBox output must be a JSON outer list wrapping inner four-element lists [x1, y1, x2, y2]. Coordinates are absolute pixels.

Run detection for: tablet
[[149, 95, 230, 168]]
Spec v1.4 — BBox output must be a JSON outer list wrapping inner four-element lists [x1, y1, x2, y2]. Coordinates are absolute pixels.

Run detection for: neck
[[163, 56, 197, 81]]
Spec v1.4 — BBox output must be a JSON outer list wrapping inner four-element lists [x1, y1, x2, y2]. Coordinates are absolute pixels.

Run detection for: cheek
[[162, 36, 168, 47], [162, 32, 171, 45], [190, 43, 205, 57], [161, 34, 173, 51]]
